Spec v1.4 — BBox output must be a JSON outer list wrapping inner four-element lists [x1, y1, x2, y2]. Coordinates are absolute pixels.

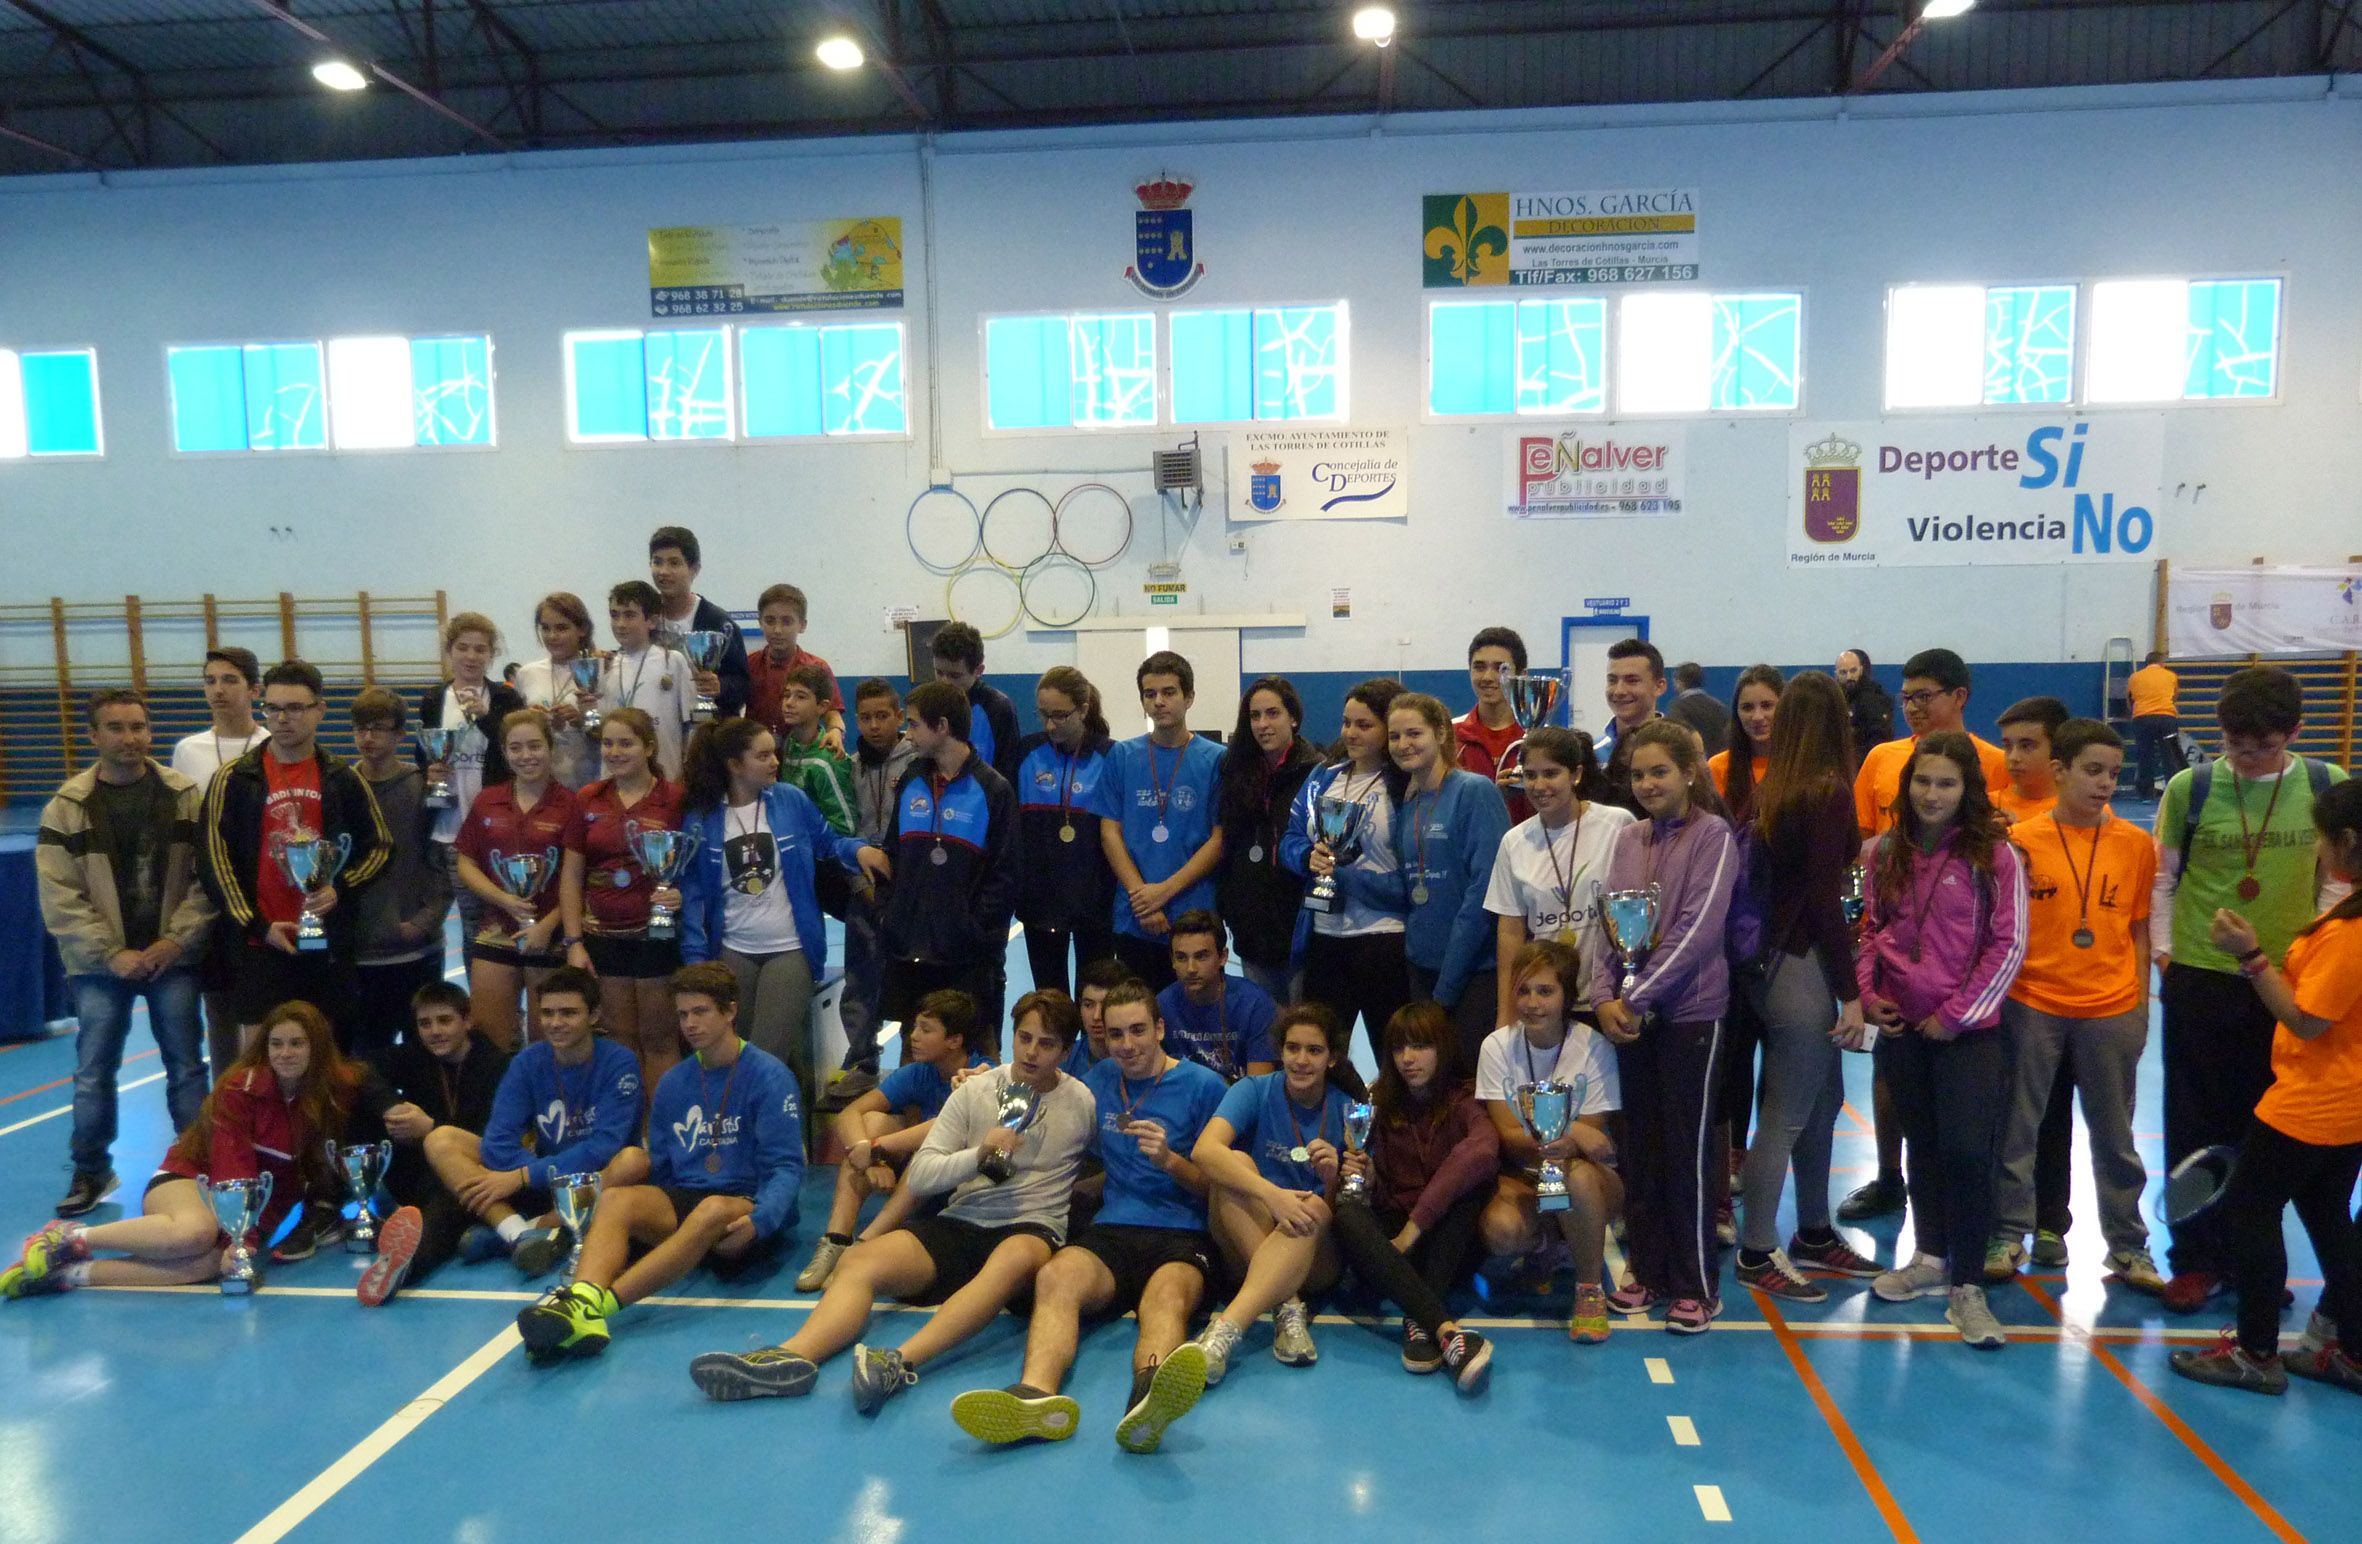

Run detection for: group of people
[[14, 538, 2362, 1448]]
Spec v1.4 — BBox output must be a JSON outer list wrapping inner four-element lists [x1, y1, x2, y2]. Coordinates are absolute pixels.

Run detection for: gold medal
[[1059, 824, 1076, 844]]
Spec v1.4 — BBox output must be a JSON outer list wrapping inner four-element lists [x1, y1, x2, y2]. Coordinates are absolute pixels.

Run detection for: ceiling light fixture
[[1352, 6, 1396, 47], [1922, 0, 1975, 17], [312, 59, 369, 91], [816, 35, 866, 70]]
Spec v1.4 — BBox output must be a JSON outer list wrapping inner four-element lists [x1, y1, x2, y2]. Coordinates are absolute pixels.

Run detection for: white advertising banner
[[1231, 428, 1406, 521], [1506, 426, 1686, 519], [1786, 415, 2165, 568], [2167, 566, 2362, 657]]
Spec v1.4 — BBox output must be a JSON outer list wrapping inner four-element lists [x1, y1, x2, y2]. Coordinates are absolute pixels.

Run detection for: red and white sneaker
[[357, 1205, 423, 1308]]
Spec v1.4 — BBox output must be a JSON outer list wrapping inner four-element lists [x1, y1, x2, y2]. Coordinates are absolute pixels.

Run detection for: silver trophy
[[567, 655, 606, 736], [271, 832, 352, 952], [415, 728, 457, 808], [624, 823, 701, 941], [978, 1078, 1043, 1183], [1302, 794, 1369, 915], [550, 1171, 603, 1284], [1339, 1101, 1376, 1202], [1841, 863, 1868, 928], [487, 847, 560, 945], [199, 1172, 273, 1294], [1501, 671, 1566, 786], [1515, 1079, 1577, 1212], [1600, 882, 1663, 1004], [680, 630, 727, 721], [329, 1139, 394, 1253]]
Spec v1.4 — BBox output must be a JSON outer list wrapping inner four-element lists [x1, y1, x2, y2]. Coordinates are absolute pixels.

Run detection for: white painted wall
[[2, 77, 2358, 684]]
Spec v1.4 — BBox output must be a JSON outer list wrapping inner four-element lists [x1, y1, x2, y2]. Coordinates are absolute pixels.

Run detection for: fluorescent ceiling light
[[312, 59, 368, 91], [1353, 6, 1396, 46], [1922, 0, 1975, 18], [816, 35, 865, 70]]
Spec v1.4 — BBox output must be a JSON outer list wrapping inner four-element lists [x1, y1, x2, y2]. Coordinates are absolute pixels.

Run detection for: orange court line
[[2021, 1279, 2308, 1544], [1758, 1292, 1921, 1543], [0, 1051, 157, 1108], [1839, 1101, 1875, 1136]]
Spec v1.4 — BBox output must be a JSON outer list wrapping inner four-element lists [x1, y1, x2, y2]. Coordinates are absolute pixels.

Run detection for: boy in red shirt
[[1454, 626, 1533, 825]]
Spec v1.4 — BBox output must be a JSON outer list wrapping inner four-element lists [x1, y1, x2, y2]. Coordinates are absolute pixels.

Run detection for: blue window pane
[[645, 329, 730, 439], [1513, 298, 1606, 414], [986, 316, 1068, 429], [1709, 294, 1800, 410], [168, 345, 250, 452], [21, 351, 100, 455], [2185, 279, 2279, 399], [1253, 306, 1341, 421], [1428, 302, 1514, 416], [1982, 286, 2074, 405], [241, 343, 325, 450], [820, 324, 905, 435], [742, 327, 824, 438], [411, 336, 492, 446], [569, 334, 648, 440], [1070, 315, 1155, 427], [1171, 310, 1252, 424]]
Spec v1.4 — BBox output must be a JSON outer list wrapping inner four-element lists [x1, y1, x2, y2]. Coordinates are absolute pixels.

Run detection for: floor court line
[[1758, 1293, 1921, 1544], [1695, 1485, 1732, 1523], [0, 1071, 163, 1137], [2020, 1278, 2308, 1544], [0, 1049, 155, 1108]]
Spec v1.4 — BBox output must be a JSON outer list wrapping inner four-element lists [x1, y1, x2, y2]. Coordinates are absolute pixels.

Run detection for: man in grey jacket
[[348, 688, 454, 1065], [36, 689, 216, 1216], [833, 677, 920, 1097]]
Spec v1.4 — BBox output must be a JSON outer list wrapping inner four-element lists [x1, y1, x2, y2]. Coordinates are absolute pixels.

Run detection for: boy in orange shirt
[[1993, 696, 2068, 827], [1991, 694, 2072, 1270], [1990, 720, 2162, 1291]]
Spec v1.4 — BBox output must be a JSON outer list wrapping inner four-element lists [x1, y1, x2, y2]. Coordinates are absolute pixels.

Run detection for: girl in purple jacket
[[1589, 720, 1738, 1335], [1858, 731, 2027, 1348]]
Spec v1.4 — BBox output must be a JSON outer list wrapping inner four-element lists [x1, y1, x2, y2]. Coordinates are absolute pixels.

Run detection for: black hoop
[[905, 486, 981, 574], [981, 487, 1058, 573], [1051, 482, 1133, 568], [1020, 551, 1098, 628]]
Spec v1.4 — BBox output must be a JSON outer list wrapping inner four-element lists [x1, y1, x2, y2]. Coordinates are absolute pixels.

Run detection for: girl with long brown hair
[[1292, 678, 1414, 1090], [1014, 666, 1117, 997], [559, 705, 688, 1088]]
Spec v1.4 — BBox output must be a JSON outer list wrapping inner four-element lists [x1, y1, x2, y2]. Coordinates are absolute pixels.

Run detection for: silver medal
[[1151, 823, 1170, 844], [1288, 1145, 1310, 1164], [930, 844, 949, 866], [1411, 883, 1430, 904], [1248, 843, 1265, 864]]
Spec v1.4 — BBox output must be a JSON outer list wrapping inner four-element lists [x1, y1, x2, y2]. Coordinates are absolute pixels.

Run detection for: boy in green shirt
[[776, 664, 858, 837], [2152, 666, 2348, 1312]]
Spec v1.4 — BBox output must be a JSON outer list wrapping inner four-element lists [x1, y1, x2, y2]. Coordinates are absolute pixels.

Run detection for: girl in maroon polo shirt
[[455, 710, 577, 1050]]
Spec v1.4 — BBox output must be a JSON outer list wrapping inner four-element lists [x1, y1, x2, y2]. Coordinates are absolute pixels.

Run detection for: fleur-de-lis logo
[[1423, 193, 1509, 286]]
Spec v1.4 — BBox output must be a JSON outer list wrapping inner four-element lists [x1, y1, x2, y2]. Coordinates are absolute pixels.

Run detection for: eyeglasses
[[1039, 707, 1079, 725], [1899, 689, 1953, 708], [259, 700, 320, 718]]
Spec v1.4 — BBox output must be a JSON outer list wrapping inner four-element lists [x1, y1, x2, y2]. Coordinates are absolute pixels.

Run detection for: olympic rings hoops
[[980, 487, 1058, 572], [923, 478, 1135, 636], [945, 563, 1025, 641], [1020, 552, 1097, 628], [1052, 482, 1133, 569], [905, 486, 982, 574]]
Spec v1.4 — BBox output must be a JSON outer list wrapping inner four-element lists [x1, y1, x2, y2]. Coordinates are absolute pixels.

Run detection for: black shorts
[[229, 944, 358, 1031], [901, 1214, 1057, 1305], [660, 1184, 750, 1224], [469, 932, 566, 970], [583, 931, 681, 980], [1068, 1223, 1213, 1315]]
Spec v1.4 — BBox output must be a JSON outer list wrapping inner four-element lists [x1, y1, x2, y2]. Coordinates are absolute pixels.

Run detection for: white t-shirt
[[513, 657, 597, 791], [719, 800, 802, 956], [1473, 1021, 1622, 1115], [1311, 766, 1404, 939], [431, 687, 495, 844], [169, 727, 268, 788], [599, 646, 695, 782], [1484, 805, 1634, 997]]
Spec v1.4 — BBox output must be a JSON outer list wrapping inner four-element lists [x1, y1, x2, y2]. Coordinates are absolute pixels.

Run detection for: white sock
[[495, 1215, 529, 1243], [59, 1262, 91, 1289]]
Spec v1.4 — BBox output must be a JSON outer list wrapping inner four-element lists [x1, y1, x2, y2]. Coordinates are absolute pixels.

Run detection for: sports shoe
[[1606, 1280, 1660, 1316], [1115, 1343, 1206, 1454], [1787, 1232, 1881, 1278], [1946, 1284, 2007, 1349], [2296, 1309, 2339, 1357], [1, 1223, 85, 1300], [1837, 1174, 1907, 1222], [2162, 1269, 2225, 1315], [1271, 1298, 1317, 1367], [2106, 1248, 2166, 1295], [457, 1224, 507, 1265], [2031, 1229, 2070, 1267], [1569, 1283, 1611, 1344], [2170, 1332, 2286, 1395], [510, 1226, 571, 1279], [1737, 1249, 1828, 1303], [850, 1343, 918, 1416], [1873, 1252, 1950, 1302], [950, 1384, 1080, 1445], [1983, 1237, 2025, 1283], [56, 1169, 117, 1218], [1442, 1328, 1492, 1393], [688, 1345, 818, 1399], [1665, 1297, 1720, 1335], [797, 1236, 848, 1293], [1401, 1322, 1443, 1374], [1728, 1144, 1747, 1184], [270, 1203, 342, 1263], [1196, 1316, 1244, 1386], [2284, 1344, 2362, 1396], [515, 1281, 614, 1362], [356, 1206, 423, 1308], [1714, 1201, 1737, 1248]]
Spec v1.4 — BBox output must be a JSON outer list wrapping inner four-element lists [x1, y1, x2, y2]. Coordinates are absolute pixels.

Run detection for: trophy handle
[[255, 1171, 273, 1214]]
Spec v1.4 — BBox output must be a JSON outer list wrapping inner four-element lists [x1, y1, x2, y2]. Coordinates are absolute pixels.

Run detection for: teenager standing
[[1388, 693, 1513, 1069], [1014, 666, 1116, 999], [1216, 676, 1320, 1001], [1292, 679, 1413, 1086], [1092, 652, 1224, 993]]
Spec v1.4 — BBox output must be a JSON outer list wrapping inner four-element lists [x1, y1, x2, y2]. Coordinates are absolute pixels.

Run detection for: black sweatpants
[[2227, 1118, 2362, 1358], [1021, 921, 1115, 1001], [883, 958, 1006, 1052], [1616, 1018, 1724, 1301], [1301, 930, 1414, 1093], [1112, 932, 1178, 995], [386, 1154, 475, 1285], [353, 955, 445, 1068], [1881, 1026, 2007, 1285], [2162, 962, 2280, 1275], [1333, 1189, 1488, 1337]]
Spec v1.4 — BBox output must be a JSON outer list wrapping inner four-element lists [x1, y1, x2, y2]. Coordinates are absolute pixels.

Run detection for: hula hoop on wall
[[1020, 552, 1098, 628], [905, 486, 982, 574], [946, 562, 1025, 640], [1051, 482, 1133, 568], [980, 487, 1058, 573]]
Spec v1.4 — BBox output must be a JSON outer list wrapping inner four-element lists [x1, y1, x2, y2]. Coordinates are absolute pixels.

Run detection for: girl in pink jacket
[[1856, 732, 2027, 1348]]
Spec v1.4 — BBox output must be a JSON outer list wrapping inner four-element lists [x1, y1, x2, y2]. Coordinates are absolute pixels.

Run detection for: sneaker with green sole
[[1983, 1237, 2025, 1284], [690, 1346, 818, 1401], [1115, 1343, 1207, 1453], [2030, 1230, 2069, 1267], [516, 1281, 613, 1362], [950, 1384, 1081, 1445], [850, 1344, 918, 1416]]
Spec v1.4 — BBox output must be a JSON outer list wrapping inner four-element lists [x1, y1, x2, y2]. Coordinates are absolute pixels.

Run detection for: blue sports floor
[[5, 804, 2360, 1543]]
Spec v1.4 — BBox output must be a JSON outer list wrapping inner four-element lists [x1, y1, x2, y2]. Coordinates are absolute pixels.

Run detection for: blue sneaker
[[458, 1225, 506, 1265]]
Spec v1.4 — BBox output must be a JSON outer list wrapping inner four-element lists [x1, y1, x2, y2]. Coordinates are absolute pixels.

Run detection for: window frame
[[564, 322, 912, 448], [1880, 280, 2083, 415], [978, 308, 1164, 438], [2081, 272, 2287, 409], [0, 344, 105, 461], [1164, 299, 1352, 427], [735, 318, 914, 442], [165, 334, 499, 457]]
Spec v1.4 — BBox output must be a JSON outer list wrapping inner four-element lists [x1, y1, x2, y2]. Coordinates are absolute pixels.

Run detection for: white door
[[1564, 631, 1624, 734]]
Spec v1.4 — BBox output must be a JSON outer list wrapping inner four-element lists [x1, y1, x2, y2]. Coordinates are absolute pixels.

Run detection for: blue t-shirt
[[1089, 732, 1224, 940], [1084, 1055, 1227, 1231], [1061, 1037, 1103, 1077], [1155, 975, 1277, 1081], [1213, 1071, 1348, 1191], [478, 1038, 643, 1191], [877, 1052, 992, 1120]]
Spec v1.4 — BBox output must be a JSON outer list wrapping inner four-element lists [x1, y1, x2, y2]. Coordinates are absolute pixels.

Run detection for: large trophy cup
[[330, 1139, 393, 1253], [1301, 795, 1368, 916], [550, 1172, 603, 1284], [272, 832, 352, 952], [978, 1078, 1043, 1182], [624, 823, 701, 941], [1339, 1101, 1376, 1202], [1501, 671, 1566, 786], [487, 847, 560, 946], [415, 728, 457, 808], [680, 631, 727, 722], [567, 656, 606, 736], [200, 1173, 274, 1294], [1514, 1078, 1586, 1212], [1600, 882, 1663, 1005]]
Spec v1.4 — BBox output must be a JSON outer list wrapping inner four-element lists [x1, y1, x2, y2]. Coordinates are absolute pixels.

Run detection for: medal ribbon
[[2050, 812, 2105, 940]]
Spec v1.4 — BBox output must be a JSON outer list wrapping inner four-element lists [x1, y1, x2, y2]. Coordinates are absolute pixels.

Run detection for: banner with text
[[1786, 415, 2165, 569], [1507, 426, 1685, 519], [1423, 189, 1700, 288], [2167, 566, 2362, 657], [1231, 428, 1406, 521], [648, 218, 904, 316]]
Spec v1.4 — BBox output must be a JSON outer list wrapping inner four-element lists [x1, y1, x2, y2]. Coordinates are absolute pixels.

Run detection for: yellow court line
[[1695, 1485, 1732, 1523]]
